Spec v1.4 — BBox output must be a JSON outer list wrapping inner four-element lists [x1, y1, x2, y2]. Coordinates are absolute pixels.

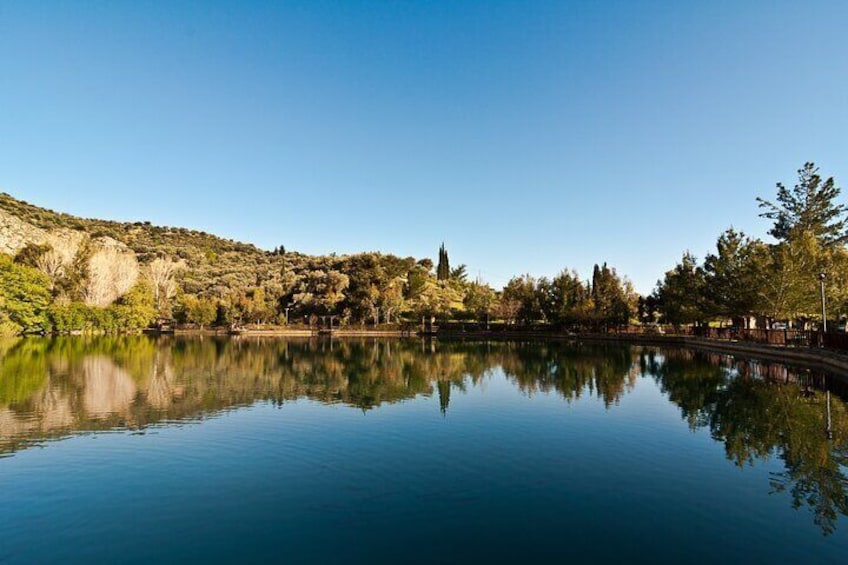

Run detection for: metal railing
[[689, 327, 812, 347]]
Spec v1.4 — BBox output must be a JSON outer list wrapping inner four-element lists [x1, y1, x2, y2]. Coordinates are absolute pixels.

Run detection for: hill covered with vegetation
[[0, 191, 640, 335], [4, 161, 842, 337]]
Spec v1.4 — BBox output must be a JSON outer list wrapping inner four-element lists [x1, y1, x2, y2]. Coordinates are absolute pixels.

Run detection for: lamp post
[[819, 272, 828, 333]]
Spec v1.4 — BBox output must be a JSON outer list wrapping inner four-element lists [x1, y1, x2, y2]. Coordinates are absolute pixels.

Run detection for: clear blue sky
[[2, 1, 847, 293]]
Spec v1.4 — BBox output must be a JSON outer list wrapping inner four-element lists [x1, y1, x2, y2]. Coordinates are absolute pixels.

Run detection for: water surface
[[1, 337, 846, 563]]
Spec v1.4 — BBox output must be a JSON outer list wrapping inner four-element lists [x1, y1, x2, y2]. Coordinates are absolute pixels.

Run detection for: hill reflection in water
[[1, 335, 847, 535]]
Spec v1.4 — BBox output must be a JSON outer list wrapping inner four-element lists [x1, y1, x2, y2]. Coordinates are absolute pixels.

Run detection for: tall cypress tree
[[437, 243, 450, 281], [591, 264, 601, 301]]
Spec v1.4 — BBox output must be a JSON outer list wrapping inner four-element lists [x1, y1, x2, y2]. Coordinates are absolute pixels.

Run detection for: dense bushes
[[0, 255, 51, 335], [46, 281, 156, 334]]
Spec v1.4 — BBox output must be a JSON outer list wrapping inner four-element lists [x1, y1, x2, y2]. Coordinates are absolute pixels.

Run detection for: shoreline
[[170, 328, 416, 337], [33, 326, 848, 376], [435, 330, 848, 376]]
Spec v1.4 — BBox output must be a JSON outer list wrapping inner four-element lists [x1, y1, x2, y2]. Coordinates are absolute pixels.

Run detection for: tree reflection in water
[[1, 336, 846, 533], [647, 348, 848, 535]]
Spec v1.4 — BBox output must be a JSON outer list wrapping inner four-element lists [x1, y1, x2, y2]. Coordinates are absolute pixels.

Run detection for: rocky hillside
[[0, 192, 440, 332], [0, 192, 287, 298]]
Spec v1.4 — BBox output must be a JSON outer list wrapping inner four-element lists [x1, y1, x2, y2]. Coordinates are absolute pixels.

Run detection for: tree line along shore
[[0, 162, 846, 337]]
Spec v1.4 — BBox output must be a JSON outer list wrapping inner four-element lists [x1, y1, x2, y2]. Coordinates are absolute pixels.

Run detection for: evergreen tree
[[702, 228, 766, 320], [549, 269, 589, 325], [655, 252, 709, 326], [591, 264, 601, 302], [757, 162, 848, 245], [589, 263, 633, 326], [437, 243, 450, 281], [450, 264, 467, 282]]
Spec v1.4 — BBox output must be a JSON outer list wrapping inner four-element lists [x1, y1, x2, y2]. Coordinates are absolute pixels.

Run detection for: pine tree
[[437, 243, 450, 281], [757, 162, 848, 245]]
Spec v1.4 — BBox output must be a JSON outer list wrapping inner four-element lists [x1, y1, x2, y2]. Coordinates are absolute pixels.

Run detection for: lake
[[1, 336, 846, 563]]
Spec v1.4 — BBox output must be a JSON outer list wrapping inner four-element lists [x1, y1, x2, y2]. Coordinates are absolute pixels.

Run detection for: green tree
[[758, 229, 830, 321], [655, 253, 708, 326], [450, 264, 467, 282], [502, 275, 544, 323], [182, 295, 218, 328], [590, 263, 634, 327], [405, 265, 428, 298], [410, 279, 463, 320], [702, 229, 767, 321], [463, 281, 496, 322], [437, 243, 450, 281], [343, 253, 386, 323], [493, 292, 521, 324], [0, 255, 52, 334], [757, 162, 848, 245], [549, 269, 591, 326], [113, 279, 157, 329], [48, 302, 91, 333], [379, 276, 407, 324], [292, 270, 350, 317]]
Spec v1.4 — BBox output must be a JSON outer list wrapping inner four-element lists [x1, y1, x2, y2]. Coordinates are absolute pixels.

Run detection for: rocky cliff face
[[0, 192, 276, 300], [0, 208, 86, 260], [0, 207, 140, 306]]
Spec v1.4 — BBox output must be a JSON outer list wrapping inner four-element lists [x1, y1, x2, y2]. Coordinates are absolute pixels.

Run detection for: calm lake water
[[1, 336, 847, 563]]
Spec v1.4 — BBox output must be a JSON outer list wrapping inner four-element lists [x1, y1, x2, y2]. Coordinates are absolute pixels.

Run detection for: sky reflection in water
[[0, 336, 846, 563]]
